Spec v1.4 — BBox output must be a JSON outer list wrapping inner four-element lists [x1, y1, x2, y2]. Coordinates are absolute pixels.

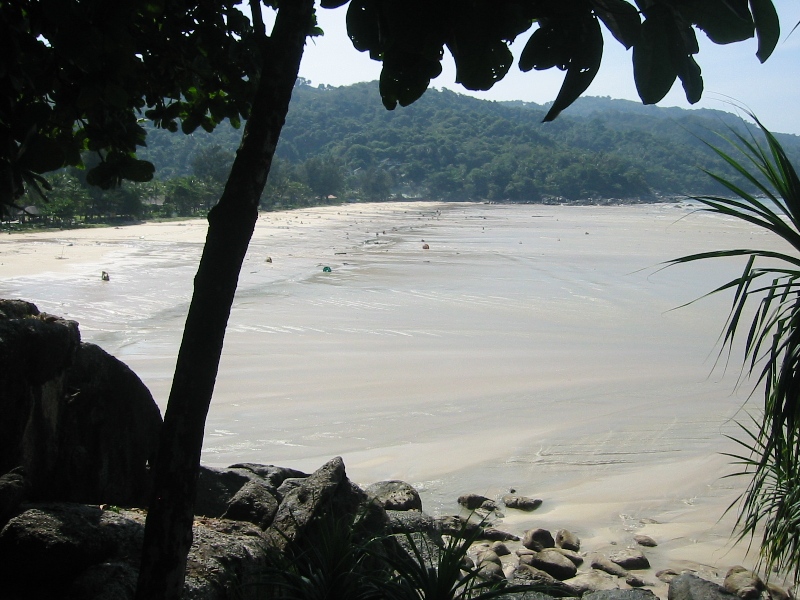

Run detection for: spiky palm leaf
[[667, 115, 800, 584]]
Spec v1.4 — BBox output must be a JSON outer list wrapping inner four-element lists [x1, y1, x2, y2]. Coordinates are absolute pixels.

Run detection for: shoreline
[[0, 200, 787, 594]]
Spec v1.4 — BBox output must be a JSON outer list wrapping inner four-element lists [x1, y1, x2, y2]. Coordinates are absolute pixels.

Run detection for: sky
[[290, 1, 800, 135]]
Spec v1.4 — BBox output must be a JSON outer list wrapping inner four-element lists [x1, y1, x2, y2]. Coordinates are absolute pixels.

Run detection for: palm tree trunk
[[134, 2, 314, 598]]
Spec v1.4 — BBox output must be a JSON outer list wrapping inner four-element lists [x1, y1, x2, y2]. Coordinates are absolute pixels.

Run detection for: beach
[[0, 201, 789, 588]]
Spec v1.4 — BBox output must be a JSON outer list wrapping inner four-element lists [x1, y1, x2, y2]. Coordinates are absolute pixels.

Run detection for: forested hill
[[142, 81, 800, 203]]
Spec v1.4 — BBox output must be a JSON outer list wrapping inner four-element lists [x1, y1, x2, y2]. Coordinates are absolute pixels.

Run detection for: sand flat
[[1, 201, 790, 585]]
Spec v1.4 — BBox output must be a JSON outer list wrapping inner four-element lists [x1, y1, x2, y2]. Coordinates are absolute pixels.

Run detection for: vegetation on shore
[[8, 84, 800, 230], [669, 117, 800, 586]]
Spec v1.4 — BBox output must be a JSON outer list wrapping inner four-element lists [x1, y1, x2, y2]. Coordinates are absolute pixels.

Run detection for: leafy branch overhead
[[0, 0, 779, 211], [337, 0, 779, 120]]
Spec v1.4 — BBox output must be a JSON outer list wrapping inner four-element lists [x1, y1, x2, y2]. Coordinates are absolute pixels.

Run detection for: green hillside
[[141, 80, 800, 204]]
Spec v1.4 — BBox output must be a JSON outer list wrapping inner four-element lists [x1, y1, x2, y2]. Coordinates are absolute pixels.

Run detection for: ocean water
[[0, 201, 778, 542]]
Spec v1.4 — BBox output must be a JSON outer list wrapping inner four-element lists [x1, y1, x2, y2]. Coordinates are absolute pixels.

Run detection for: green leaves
[[592, 0, 641, 48], [750, 0, 780, 62]]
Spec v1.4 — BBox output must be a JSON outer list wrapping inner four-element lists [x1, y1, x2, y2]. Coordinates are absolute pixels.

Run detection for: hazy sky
[[292, 1, 800, 135]]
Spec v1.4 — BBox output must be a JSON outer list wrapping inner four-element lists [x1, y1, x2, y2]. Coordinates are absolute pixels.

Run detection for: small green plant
[[668, 114, 800, 585]]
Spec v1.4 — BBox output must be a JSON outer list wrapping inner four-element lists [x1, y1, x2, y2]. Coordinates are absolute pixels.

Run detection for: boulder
[[766, 583, 792, 600], [436, 514, 482, 536], [491, 541, 512, 556], [553, 547, 584, 566], [476, 549, 502, 566], [503, 494, 543, 511], [584, 591, 658, 600], [657, 569, 683, 584], [565, 570, 626, 594], [481, 527, 520, 541], [723, 567, 765, 600], [67, 561, 138, 600], [365, 480, 422, 511], [520, 549, 578, 580], [591, 553, 629, 578], [609, 548, 650, 570], [0, 301, 162, 507], [511, 564, 580, 596], [556, 529, 581, 551], [477, 560, 505, 582], [458, 493, 496, 511], [195, 466, 256, 517], [228, 463, 308, 488], [0, 466, 29, 525], [634, 534, 657, 547], [386, 509, 440, 537], [669, 573, 738, 600], [523, 528, 556, 551], [221, 478, 280, 529]]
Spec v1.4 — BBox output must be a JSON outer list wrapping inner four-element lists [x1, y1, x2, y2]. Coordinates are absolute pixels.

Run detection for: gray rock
[[0, 466, 28, 525], [669, 573, 738, 600], [503, 494, 543, 511], [228, 463, 308, 488], [523, 528, 556, 551], [626, 574, 650, 588], [458, 493, 496, 511], [477, 549, 502, 566], [609, 548, 650, 570], [386, 509, 440, 536], [0, 301, 162, 507], [520, 549, 578, 580], [723, 566, 765, 600], [365, 480, 422, 511], [553, 547, 584, 566], [276, 476, 306, 500], [634, 534, 657, 547], [584, 590, 658, 600], [392, 531, 442, 573], [556, 529, 581, 551], [222, 478, 279, 529], [566, 570, 625, 594], [766, 583, 792, 600], [481, 526, 520, 541], [67, 561, 138, 600], [195, 466, 255, 517], [436, 514, 482, 536], [477, 560, 506, 581], [266, 457, 359, 551], [511, 564, 580, 596], [591, 553, 629, 578], [491, 541, 512, 556], [657, 569, 683, 584]]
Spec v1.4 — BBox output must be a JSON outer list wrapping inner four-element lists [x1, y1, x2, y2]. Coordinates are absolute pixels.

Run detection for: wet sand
[[1, 201, 790, 590]]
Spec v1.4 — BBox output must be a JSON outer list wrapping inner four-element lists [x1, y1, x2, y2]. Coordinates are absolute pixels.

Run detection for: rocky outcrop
[[0, 300, 162, 507], [669, 573, 738, 600], [365, 480, 422, 511]]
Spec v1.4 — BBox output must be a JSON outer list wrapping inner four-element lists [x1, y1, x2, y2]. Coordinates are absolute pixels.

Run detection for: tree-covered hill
[[141, 80, 800, 204]]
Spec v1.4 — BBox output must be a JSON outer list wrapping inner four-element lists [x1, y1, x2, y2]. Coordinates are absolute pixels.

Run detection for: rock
[[553, 547, 584, 566], [365, 480, 422, 511], [523, 528, 556, 551], [556, 529, 581, 551], [591, 553, 629, 578], [584, 591, 659, 600], [520, 549, 578, 580], [228, 463, 307, 488], [195, 466, 256, 517], [477, 560, 505, 581], [458, 493, 496, 511], [392, 531, 442, 573], [0, 301, 162, 507], [491, 541, 511, 556], [626, 574, 650, 588], [723, 566, 765, 600], [657, 569, 683, 584], [221, 478, 279, 529], [609, 548, 650, 570], [0, 503, 145, 595], [386, 509, 440, 537], [634, 534, 658, 547], [436, 514, 482, 536], [503, 494, 543, 511], [766, 583, 792, 600], [265, 457, 370, 552], [477, 549, 502, 566], [67, 561, 138, 600], [566, 570, 626, 593], [481, 527, 520, 541], [669, 573, 737, 600], [58, 342, 162, 506], [511, 564, 580, 596], [0, 466, 29, 525]]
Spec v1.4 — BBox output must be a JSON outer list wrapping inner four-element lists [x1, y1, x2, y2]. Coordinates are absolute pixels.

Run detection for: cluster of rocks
[[1, 299, 795, 600]]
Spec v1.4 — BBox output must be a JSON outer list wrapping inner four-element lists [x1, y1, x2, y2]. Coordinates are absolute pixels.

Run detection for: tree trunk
[[134, 2, 314, 598]]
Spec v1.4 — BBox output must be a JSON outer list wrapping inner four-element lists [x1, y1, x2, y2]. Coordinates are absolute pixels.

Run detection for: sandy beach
[[1, 201, 791, 592]]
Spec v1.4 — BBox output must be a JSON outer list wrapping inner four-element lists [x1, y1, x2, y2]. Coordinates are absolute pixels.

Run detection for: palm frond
[[672, 113, 800, 586]]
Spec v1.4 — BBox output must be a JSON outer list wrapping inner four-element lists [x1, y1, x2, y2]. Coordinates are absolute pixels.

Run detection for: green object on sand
[[322, 266, 332, 272]]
